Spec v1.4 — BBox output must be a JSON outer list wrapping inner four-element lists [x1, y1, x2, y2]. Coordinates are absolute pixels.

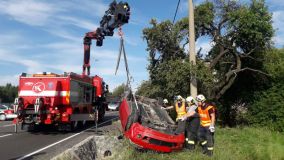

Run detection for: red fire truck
[[13, 72, 108, 131]]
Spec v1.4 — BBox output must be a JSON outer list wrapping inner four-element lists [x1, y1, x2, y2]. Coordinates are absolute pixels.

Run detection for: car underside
[[119, 95, 185, 152]]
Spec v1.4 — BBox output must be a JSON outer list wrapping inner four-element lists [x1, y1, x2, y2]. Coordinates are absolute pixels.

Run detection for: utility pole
[[188, 0, 197, 97]]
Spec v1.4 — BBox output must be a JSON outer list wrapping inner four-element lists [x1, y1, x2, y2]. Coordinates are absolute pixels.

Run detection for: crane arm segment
[[82, 1, 130, 76]]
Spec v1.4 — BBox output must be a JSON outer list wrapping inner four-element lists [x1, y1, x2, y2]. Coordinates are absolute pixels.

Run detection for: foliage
[[143, 19, 188, 80], [135, 80, 161, 99], [120, 127, 284, 160], [0, 83, 18, 103], [263, 48, 284, 81], [248, 83, 284, 132], [112, 83, 126, 97], [136, 59, 191, 101], [246, 49, 284, 132]]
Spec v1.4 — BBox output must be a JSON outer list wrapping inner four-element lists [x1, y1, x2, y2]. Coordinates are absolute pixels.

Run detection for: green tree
[[139, 0, 274, 126], [137, 60, 191, 100], [112, 83, 126, 97], [0, 83, 18, 103], [142, 0, 274, 101]]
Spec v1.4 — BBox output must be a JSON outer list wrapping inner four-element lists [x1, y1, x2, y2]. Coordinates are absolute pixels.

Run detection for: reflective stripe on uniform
[[201, 141, 207, 145], [201, 120, 211, 127], [207, 147, 214, 150], [188, 140, 195, 144], [198, 105, 214, 127], [176, 101, 186, 119]]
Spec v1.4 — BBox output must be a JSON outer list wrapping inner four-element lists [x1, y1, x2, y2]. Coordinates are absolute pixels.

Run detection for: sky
[[0, 0, 283, 91]]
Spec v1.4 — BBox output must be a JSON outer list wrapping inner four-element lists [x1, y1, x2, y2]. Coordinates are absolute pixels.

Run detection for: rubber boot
[[187, 144, 195, 151], [207, 150, 213, 157], [201, 145, 207, 154]]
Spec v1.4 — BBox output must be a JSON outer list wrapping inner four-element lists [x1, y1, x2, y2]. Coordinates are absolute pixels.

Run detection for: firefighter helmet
[[163, 99, 168, 104], [176, 95, 183, 101], [196, 94, 206, 102], [186, 96, 195, 104]]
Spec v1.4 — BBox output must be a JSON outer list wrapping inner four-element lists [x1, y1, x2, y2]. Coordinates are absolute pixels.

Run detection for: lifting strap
[[115, 27, 138, 109]]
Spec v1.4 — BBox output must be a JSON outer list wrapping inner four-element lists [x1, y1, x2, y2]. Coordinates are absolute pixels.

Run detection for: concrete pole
[[189, 0, 197, 97]]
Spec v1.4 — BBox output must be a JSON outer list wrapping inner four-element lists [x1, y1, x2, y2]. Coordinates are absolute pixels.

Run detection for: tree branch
[[239, 47, 264, 62], [240, 55, 263, 62], [209, 47, 229, 69], [218, 17, 228, 32], [235, 67, 271, 76], [216, 73, 236, 100], [214, 51, 241, 100], [220, 61, 233, 64]]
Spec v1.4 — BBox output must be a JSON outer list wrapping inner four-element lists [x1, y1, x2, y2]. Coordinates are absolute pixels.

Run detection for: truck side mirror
[[106, 85, 109, 93]]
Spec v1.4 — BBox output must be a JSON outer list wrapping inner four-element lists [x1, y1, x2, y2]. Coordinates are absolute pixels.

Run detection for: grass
[[119, 127, 284, 160]]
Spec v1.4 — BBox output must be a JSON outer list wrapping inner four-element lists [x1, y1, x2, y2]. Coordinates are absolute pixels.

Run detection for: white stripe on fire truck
[[19, 91, 71, 97]]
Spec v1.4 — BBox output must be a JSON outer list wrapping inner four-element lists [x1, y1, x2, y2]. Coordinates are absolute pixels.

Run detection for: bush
[[246, 49, 284, 132], [247, 83, 284, 132]]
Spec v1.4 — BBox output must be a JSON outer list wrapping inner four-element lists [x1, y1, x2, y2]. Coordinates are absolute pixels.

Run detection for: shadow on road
[[22, 115, 119, 136]]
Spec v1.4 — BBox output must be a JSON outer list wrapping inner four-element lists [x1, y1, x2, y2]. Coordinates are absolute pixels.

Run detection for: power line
[[173, 0, 181, 24]]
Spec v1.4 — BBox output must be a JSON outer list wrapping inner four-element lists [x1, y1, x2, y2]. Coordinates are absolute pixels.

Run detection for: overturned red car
[[119, 96, 185, 152]]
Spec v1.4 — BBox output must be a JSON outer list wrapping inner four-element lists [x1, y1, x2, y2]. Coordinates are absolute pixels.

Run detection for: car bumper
[[124, 122, 184, 153], [5, 114, 17, 119], [108, 107, 117, 110]]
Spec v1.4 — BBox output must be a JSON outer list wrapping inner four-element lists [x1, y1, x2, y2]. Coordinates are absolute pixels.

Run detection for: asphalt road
[[0, 111, 119, 160]]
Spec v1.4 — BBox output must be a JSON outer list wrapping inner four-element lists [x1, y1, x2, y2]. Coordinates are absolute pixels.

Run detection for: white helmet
[[196, 94, 206, 102], [186, 96, 195, 104], [176, 95, 183, 101], [163, 99, 168, 104]]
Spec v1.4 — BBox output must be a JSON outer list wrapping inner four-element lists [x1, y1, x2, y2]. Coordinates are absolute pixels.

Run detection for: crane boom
[[83, 0, 130, 76]]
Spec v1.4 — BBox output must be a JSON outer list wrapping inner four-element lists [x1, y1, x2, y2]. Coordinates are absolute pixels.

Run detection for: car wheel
[[0, 114, 6, 121]]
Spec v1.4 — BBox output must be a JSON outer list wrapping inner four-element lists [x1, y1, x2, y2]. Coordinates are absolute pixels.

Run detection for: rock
[[94, 135, 125, 160], [52, 135, 125, 160], [52, 136, 96, 160]]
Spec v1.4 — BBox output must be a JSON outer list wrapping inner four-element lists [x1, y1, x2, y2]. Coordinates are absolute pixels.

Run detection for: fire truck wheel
[[78, 120, 86, 127], [71, 121, 78, 131], [82, 120, 86, 126], [21, 123, 37, 132]]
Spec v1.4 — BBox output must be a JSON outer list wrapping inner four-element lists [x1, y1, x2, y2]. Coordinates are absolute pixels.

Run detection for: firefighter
[[164, 95, 187, 134], [196, 94, 216, 156], [183, 96, 200, 150], [175, 95, 188, 134], [162, 99, 169, 108]]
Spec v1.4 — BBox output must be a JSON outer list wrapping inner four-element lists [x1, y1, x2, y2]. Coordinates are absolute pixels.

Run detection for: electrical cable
[[173, 0, 181, 23]]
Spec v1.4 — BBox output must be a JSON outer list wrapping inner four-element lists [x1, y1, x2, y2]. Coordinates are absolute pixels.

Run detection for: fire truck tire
[[78, 120, 86, 127], [71, 121, 78, 131], [82, 120, 86, 126], [21, 123, 38, 132]]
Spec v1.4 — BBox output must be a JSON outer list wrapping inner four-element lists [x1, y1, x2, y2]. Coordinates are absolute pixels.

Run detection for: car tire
[[0, 114, 6, 121]]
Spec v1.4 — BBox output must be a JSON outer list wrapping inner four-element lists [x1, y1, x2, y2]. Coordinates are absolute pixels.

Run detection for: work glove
[[209, 125, 215, 133], [180, 116, 187, 121]]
